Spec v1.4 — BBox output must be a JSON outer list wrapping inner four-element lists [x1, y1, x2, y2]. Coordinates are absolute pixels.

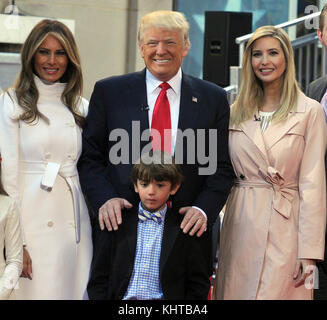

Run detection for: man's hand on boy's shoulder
[[179, 206, 207, 237], [99, 198, 208, 237], [99, 198, 133, 231]]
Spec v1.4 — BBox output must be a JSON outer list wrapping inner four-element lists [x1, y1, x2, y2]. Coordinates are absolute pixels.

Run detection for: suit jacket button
[[240, 174, 245, 180], [47, 221, 54, 227]]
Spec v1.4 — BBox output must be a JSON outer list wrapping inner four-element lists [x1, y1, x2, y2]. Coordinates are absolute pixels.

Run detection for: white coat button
[[47, 221, 54, 227], [45, 152, 51, 159]]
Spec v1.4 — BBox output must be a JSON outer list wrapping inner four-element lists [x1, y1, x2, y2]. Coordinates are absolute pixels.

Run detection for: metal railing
[[225, 11, 324, 104]]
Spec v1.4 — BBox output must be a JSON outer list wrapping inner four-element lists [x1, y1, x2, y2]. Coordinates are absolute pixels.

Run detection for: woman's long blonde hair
[[230, 26, 300, 127], [14, 19, 84, 127]]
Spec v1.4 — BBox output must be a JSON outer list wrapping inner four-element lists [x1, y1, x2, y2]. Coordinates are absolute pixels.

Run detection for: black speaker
[[203, 11, 252, 87]]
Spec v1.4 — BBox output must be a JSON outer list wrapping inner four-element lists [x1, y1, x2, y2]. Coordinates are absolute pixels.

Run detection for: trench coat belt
[[20, 160, 81, 243], [235, 179, 298, 219]]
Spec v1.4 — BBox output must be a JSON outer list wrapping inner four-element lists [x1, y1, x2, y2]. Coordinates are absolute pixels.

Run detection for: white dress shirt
[[145, 69, 207, 221]]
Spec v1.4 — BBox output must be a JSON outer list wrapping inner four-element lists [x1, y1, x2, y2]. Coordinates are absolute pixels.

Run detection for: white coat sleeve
[[0, 91, 26, 245], [0, 199, 23, 300]]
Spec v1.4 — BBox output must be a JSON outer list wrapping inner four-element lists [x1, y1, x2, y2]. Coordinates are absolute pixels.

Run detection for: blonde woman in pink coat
[[214, 26, 327, 300]]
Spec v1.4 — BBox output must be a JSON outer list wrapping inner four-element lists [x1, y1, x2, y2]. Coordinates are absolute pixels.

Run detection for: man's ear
[[182, 43, 190, 59], [134, 184, 139, 193], [170, 182, 181, 196], [138, 42, 145, 59], [318, 29, 323, 43]]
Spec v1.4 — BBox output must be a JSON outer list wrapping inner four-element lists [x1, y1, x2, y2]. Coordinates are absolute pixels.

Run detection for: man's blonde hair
[[138, 10, 190, 48]]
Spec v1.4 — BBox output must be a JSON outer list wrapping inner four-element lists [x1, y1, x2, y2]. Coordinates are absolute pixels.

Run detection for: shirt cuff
[[192, 206, 207, 221]]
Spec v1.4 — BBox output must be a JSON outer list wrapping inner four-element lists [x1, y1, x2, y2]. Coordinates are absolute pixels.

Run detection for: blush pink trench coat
[[214, 92, 327, 300]]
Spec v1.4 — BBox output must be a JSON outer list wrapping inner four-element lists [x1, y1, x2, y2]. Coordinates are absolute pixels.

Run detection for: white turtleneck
[[33, 74, 66, 105]]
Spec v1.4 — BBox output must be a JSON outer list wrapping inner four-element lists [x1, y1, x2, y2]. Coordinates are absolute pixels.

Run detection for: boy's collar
[[139, 201, 167, 216]]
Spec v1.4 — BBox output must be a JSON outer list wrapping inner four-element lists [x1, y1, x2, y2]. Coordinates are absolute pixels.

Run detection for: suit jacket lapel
[[320, 80, 327, 101], [125, 209, 138, 260], [160, 210, 180, 278], [124, 69, 151, 151], [175, 73, 201, 161], [178, 73, 201, 132], [317, 77, 327, 101]]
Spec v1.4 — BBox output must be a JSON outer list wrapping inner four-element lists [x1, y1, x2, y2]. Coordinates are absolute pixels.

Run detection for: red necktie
[[151, 82, 172, 153]]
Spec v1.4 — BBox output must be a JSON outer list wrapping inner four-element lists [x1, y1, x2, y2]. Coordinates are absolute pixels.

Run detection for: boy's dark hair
[[131, 150, 183, 190], [319, 3, 327, 31]]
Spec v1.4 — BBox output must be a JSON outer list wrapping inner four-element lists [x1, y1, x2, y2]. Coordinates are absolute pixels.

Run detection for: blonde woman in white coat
[[0, 20, 92, 299]]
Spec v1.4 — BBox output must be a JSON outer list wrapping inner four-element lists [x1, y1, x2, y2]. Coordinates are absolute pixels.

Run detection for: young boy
[[87, 150, 212, 300]]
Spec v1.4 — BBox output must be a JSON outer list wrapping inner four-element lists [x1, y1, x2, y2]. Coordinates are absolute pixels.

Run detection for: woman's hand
[[21, 247, 32, 280], [293, 258, 316, 288]]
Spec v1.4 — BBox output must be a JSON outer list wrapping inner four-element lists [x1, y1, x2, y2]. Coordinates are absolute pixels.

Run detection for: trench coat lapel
[[236, 118, 269, 163], [263, 116, 300, 150], [262, 93, 306, 150]]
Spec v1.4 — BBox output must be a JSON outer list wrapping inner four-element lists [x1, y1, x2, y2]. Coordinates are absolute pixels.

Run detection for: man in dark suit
[[78, 10, 234, 243], [306, 3, 327, 300]]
